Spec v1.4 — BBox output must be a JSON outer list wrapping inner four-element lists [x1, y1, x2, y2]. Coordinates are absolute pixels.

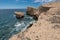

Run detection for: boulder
[[15, 12, 24, 19]]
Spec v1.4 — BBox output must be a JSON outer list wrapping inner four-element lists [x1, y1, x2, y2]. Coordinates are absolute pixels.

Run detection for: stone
[[15, 12, 24, 19], [26, 7, 39, 20]]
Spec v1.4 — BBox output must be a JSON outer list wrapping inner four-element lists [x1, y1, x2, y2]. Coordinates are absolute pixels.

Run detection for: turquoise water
[[0, 9, 35, 40]]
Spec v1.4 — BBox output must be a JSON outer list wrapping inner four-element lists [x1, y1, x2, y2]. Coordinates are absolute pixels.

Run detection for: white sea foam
[[14, 22, 25, 31], [21, 20, 36, 32], [29, 20, 36, 24], [14, 21, 26, 32], [29, 17, 33, 19], [15, 22, 21, 27], [11, 20, 36, 33], [14, 22, 21, 31]]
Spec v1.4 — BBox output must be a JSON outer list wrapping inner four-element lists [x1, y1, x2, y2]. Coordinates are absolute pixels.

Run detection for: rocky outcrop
[[26, 7, 39, 20], [26, 7, 36, 16], [26, 6, 52, 20], [15, 12, 24, 19], [9, 2, 60, 40]]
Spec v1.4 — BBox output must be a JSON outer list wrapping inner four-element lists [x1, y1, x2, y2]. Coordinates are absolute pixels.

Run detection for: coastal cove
[[0, 9, 36, 40], [9, 2, 60, 40], [0, 0, 60, 40]]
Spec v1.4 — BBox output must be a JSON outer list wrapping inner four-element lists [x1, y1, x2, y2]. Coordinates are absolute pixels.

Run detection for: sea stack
[[15, 12, 24, 19]]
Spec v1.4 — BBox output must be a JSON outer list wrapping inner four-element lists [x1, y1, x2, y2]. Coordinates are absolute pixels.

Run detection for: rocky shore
[[9, 2, 60, 40]]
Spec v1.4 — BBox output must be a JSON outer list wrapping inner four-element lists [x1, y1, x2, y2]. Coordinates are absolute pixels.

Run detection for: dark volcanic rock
[[15, 12, 24, 19]]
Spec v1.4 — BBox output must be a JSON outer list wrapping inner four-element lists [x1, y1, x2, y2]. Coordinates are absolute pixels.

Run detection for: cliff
[[9, 2, 60, 40]]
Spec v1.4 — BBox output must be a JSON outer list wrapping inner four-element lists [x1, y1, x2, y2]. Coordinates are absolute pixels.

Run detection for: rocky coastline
[[9, 2, 60, 40]]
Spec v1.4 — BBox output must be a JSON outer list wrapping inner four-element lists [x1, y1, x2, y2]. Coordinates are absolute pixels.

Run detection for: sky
[[0, 0, 56, 9]]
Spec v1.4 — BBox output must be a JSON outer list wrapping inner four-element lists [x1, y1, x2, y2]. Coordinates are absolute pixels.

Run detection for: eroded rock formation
[[15, 12, 24, 19], [26, 6, 52, 20], [26, 7, 39, 20], [9, 2, 60, 40]]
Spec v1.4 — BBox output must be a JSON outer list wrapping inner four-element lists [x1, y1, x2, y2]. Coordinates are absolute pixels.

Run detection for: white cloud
[[34, 0, 55, 3]]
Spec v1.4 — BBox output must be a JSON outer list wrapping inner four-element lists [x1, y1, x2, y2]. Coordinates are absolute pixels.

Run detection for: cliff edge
[[9, 2, 60, 40]]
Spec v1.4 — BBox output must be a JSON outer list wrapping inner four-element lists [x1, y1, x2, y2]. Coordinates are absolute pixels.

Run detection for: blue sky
[[0, 0, 55, 9]]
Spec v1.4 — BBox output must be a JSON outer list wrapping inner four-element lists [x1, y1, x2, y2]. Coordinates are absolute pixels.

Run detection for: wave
[[21, 20, 36, 32], [14, 22, 22, 32], [14, 22, 21, 27]]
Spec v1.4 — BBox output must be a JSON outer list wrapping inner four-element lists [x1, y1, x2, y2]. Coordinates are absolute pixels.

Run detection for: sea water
[[0, 9, 35, 40]]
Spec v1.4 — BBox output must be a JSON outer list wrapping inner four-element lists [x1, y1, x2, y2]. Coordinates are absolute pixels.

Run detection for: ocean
[[0, 9, 35, 40]]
